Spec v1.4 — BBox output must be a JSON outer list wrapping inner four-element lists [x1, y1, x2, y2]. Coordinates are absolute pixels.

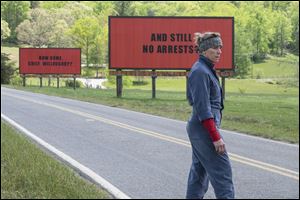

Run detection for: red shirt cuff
[[201, 118, 221, 141]]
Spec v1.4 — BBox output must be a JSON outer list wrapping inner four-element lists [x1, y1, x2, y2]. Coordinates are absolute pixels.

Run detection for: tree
[[48, 19, 72, 48], [1, 18, 11, 45], [244, 2, 274, 62], [93, 1, 116, 16], [1, 53, 15, 84], [40, 1, 68, 9], [289, 2, 299, 54], [92, 2, 116, 65], [1, 1, 30, 43], [113, 1, 134, 16], [30, 1, 40, 9], [68, 16, 100, 67], [233, 3, 253, 78], [16, 8, 55, 47], [272, 11, 292, 56]]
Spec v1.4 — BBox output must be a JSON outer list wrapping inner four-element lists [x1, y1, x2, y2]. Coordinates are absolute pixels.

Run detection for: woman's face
[[203, 47, 222, 63]]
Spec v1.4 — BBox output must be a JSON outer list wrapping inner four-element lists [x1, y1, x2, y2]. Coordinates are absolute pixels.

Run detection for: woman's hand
[[213, 138, 226, 154]]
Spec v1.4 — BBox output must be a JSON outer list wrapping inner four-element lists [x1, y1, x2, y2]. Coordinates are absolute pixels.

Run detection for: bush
[[65, 79, 83, 88], [234, 54, 251, 78], [107, 75, 132, 87], [251, 53, 267, 63], [1, 53, 16, 84], [10, 76, 23, 86], [82, 68, 95, 77], [132, 80, 149, 86]]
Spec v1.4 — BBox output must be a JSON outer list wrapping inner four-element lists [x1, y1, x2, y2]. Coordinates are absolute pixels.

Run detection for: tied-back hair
[[194, 32, 222, 54]]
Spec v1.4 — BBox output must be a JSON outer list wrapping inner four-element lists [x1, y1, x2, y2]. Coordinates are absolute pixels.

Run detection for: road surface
[[1, 87, 299, 199]]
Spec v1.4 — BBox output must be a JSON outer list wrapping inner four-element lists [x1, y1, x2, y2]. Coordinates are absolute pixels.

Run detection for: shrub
[[132, 80, 149, 86], [1, 53, 16, 84], [10, 76, 23, 86], [252, 53, 267, 63], [65, 79, 83, 88]]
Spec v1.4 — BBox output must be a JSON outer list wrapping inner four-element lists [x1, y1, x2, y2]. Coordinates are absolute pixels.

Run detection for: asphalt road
[[1, 87, 299, 199]]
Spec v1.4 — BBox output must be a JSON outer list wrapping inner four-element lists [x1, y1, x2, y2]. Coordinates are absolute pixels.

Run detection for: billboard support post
[[22, 75, 26, 87], [48, 76, 51, 87], [57, 76, 59, 88], [221, 77, 225, 100], [186, 70, 189, 99], [152, 70, 157, 99], [73, 76, 76, 90], [39, 75, 42, 88], [116, 69, 123, 98]]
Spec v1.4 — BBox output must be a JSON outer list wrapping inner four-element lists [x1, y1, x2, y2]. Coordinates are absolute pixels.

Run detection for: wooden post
[[39, 75, 42, 88], [116, 69, 122, 98], [186, 70, 189, 99], [57, 76, 59, 88], [152, 70, 157, 99], [22, 75, 26, 87], [48, 76, 51, 87], [221, 76, 225, 100], [73, 76, 76, 90]]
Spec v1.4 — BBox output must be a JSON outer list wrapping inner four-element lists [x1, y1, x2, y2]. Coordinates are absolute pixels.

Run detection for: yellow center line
[[3, 92, 299, 181]]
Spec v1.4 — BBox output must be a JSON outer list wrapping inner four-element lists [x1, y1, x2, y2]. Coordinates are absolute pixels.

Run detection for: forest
[[1, 1, 299, 77]]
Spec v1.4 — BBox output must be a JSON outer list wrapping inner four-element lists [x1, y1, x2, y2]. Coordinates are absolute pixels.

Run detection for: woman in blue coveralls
[[186, 32, 235, 199]]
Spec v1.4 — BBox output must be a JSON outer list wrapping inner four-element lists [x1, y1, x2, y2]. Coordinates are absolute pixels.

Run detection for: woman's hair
[[194, 32, 222, 54]]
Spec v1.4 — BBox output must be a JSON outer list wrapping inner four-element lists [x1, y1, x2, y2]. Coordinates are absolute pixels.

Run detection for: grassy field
[[1, 121, 111, 199], [1, 44, 25, 67], [251, 54, 299, 79]]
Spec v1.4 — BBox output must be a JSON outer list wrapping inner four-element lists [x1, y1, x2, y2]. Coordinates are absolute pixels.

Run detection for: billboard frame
[[109, 16, 235, 71], [19, 48, 81, 75]]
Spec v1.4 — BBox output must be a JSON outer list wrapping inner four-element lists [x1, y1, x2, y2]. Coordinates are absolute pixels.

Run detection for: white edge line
[[1, 113, 131, 199]]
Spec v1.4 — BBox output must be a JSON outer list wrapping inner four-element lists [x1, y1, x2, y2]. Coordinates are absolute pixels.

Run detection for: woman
[[186, 32, 235, 199]]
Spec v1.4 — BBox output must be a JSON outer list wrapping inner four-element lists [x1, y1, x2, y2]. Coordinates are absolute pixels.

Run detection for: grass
[[1, 44, 24, 68], [223, 92, 298, 142], [1, 121, 111, 199], [251, 54, 299, 79]]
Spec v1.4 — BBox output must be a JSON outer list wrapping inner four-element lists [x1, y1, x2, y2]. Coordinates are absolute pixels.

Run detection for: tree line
[[1, 1, 299, 77]]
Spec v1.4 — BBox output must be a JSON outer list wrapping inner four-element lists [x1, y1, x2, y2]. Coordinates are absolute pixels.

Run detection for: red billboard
[[109, 17, 234, 70], [19, 48, 81, 74]]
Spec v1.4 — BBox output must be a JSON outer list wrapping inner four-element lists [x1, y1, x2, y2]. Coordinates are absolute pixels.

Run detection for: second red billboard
[[109, 17, 234, 70], [19, 48, 81, 75]]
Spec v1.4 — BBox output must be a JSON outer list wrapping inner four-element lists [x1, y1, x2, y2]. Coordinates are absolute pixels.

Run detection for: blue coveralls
[[186, 55, 234, 199]]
